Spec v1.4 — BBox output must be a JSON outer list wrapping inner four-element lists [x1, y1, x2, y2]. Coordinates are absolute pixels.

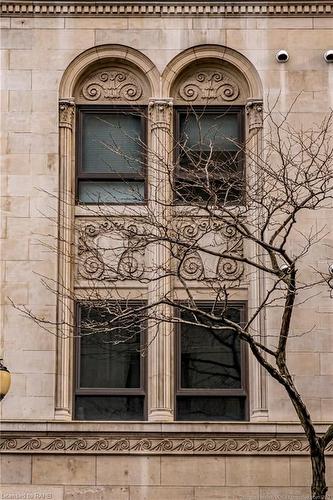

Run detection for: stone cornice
[[1, 1, 333, 18], [1, 431, 333, 455]]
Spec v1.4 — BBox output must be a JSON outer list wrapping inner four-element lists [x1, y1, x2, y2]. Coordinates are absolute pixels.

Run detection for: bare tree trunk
[[311, 448, 327, 500]]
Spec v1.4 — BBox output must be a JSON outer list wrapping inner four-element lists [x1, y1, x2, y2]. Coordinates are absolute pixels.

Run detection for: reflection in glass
[[75, 396, 144, 421], [79, 305, 141, 389], [177, 396, 245, 421], [180, 308, 241, 389]]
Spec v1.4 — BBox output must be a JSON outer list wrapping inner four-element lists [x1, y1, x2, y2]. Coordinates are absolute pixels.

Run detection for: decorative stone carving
[[2, 2, 332, 17], [246, 99, 264, 133], [1, 433, 330, 456], [178, 70, 240, 103], [148, 98, 173, 131], [179, 250, 204, 281], [59, 98, 75, 129], [175, 220, 244, 282], [79, 68, 145, 103], [77, 219, 145, 281]]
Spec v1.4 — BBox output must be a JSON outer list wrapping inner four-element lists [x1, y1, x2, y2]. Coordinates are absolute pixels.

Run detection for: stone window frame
[[56, 44, 267, 423]]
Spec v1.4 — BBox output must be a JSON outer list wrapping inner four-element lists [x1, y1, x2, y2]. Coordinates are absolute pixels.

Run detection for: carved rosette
[[246, 99, 263, 133], [178, 71, 240, 103], [80, 68, 144, 103], [59, 98, 75, 129]]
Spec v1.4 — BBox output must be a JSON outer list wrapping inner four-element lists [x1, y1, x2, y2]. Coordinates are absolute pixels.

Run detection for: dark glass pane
[[79, 306, 141, 389], [177, 396, 245, 421], [75, 396, 144, 420], [82, 113, 143, 174], [180, 112, 240, 152], [180, 308, 242, 389], [78, 180, 144, 204], [177, 112, 243, 204]]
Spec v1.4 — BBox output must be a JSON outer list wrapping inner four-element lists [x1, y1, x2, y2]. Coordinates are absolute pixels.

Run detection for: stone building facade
[[1, 1, 333, 499]]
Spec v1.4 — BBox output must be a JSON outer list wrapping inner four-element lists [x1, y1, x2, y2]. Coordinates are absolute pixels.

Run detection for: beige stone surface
[[32, 456, 95, 485], [96, 456, 160, 486], [161, 456, 225, 486], [226, 457, 290, 486], [195, 486, 259, 499], [291, 457, 333, 486], [64, 486, 129, 499], [0, 455, 32, 484], [130, 486, 194, 500]]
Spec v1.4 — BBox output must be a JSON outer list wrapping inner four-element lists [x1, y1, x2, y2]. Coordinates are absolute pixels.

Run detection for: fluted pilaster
[[147, 98, 174, 421], [55, 98, 75, 420]]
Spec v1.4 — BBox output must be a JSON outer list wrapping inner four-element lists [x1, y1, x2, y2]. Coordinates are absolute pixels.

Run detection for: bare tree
[[18, 102, 333, 499]]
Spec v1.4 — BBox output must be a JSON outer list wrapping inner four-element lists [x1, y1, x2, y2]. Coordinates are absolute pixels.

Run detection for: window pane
[[75, 396, 144, 420], [180, 309, 242, 389], [180, 112, 240, 152], [79, 306, 141, 389], [177, 396, 245, 421], [79, 181, 144, 204], [82, 113, 143, 174]]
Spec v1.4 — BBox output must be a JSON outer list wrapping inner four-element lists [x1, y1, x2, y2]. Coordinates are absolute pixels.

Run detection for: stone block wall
[[1, 454, 333, 499]]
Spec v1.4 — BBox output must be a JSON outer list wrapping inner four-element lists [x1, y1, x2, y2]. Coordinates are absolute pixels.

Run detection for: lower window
[[176, 302, 248, 421], [75, 301, 146, 420]]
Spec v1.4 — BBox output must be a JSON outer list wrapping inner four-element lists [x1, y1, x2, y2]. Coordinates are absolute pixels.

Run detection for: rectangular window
[[176, 302, 247, 421], [77, 107, 146, 204], [75, 302, 146, 420], [175, 107, 244, 204]]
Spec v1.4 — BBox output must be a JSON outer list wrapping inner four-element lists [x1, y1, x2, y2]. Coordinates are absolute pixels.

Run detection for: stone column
[[55, 98, 75, 420], [245, 98, 268, 420], [147, 98, 174, 421]]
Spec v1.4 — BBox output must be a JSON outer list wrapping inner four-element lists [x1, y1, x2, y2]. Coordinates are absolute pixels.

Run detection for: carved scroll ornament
[[1, 433, 329, 456], [178, 70, 240, 103], [79, 68, 145, 103], [77, 220, 145, 281], [175, 220, 244, 282]]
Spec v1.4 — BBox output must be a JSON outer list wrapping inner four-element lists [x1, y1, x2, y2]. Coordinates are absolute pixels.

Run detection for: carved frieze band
[[177, 71, 240, 104], [2, 2, 332, 17], [1, 433, 332, 455], [78, 68, 146, 104], [77, 219, 244, 283]]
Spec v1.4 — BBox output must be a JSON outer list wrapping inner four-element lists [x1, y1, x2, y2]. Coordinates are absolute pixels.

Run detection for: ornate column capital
[[59, 98, 75, 129], [246, 98, 263, 133], [148, 98, 173, 131]]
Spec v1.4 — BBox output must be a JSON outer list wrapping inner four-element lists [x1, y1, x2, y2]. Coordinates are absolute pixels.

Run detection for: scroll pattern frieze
[[79, 68, 146, 103], [1, 434, 331, 455], [175, 220, 244, 282], [178, 71, 240, 103], [77, 219, 146, 281], [77, 219, 244, 283]]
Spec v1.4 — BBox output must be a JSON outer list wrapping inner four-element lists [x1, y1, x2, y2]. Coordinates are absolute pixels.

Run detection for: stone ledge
[[1, 2, 333, 18], [1, 431, 333, 455]]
